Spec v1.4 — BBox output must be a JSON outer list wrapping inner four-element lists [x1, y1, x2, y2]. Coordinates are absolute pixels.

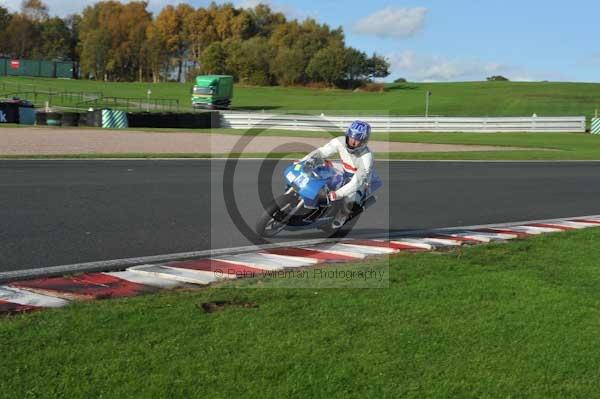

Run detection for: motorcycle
[[255, 159, 383, 237]]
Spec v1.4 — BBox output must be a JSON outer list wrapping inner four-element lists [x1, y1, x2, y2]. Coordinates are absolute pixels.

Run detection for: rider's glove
[[328, 191, 337, 203]]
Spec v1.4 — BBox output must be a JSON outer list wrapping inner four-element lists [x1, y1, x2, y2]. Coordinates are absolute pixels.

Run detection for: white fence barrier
[[220, 112, 586, 133]]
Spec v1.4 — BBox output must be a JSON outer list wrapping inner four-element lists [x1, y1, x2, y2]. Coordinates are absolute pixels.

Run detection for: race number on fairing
[[294, 174, 309, 188]]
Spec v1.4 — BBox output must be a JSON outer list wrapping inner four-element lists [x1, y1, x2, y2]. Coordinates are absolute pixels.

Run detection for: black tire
[[46, 112, 62, 126], [319, 208, 362, 237], [255, 193, 296, 238], [35, 112, 47, 126], [61, 112, 79, 127], [77, 112, 88, 126]]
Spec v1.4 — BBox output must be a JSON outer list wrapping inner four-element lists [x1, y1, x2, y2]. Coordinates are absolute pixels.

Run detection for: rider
[[300, 120, 373, 228]]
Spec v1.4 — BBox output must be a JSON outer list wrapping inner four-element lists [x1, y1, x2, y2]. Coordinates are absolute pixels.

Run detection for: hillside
[[1, 77, 600, 118]]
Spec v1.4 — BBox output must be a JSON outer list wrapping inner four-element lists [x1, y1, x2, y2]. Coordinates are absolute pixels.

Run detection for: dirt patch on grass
[[199, 300, 259, 313]]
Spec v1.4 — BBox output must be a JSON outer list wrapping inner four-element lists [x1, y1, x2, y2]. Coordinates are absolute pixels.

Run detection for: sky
[[2, 0, 599, 82]]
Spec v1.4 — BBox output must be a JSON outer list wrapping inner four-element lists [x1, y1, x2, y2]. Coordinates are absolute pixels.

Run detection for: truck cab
[[192, 75, 233, 110]]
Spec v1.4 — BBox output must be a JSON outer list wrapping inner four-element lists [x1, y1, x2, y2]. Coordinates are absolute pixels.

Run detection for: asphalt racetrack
[[1, 159, 600, 273]]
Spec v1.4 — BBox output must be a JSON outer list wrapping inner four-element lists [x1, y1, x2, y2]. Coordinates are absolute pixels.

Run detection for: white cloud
[[388, 50, 566, 82], [353, 7, 427, 38]]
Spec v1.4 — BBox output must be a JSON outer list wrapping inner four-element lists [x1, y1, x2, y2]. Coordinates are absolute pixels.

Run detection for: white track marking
[[490, 226, 544, 235], [258, 252, 321, 265], [340, 243, 399, 254], [127, 265, 234, 285], [104, 271, 186, 289], [3, 214, 600, 283], [421, 237, 464, 246], [307, 244, 369, 258], [214, 253, 314, 270], [389, 239, 434, 249], [538, 221, 597, 229], [326, 243, 396, 255], [514, 225, 564, 233], [464, 231, 519, 240], [0, 286, 69, 308], [445, 232, 507, 242]]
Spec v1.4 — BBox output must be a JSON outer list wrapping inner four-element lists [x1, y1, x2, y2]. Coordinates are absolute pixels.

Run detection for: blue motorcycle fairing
[[368, 170, 383, 194], [283, 162, 345, 201], [283, 161, 381, 204]]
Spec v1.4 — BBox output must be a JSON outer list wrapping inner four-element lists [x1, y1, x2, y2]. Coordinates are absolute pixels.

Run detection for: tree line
[[0, 0, 390, 88]]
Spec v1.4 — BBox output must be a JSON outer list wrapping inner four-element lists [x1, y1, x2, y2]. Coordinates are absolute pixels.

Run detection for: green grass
[[2, 76, 600, 118], [2, 228, 600, 397], [378, 132, 600, 160]]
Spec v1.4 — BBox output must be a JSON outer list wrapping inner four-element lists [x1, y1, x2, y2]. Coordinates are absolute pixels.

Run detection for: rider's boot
[[331, 200, 353, 229]]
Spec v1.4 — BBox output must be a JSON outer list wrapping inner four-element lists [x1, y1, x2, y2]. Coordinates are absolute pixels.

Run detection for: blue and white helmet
[[345, 120, 371, 153]]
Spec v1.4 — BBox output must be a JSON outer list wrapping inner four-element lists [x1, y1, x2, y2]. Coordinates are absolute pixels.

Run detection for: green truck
[[192, 75, 233, 109]]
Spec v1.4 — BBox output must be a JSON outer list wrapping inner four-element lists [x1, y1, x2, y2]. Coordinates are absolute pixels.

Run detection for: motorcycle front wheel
[[255, 193, 296, 238]]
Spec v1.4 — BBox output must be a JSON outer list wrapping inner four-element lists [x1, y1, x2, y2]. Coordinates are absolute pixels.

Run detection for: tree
[[64, 14, 82, 73], [306, 44, 347, 86], [231, 10, 253, 40], [37, 17, 71, 59], [246, 4, 285, 37], [226, 37, 274, 85], [269, 20, 301, 48], [344, 47, 368, 82], [0, 6, 11, 32], [394, 77, 407, 83], [78, 1, 152, 81], [0, 7, 13, 55], [155, 3, 192, 82], [20, 0, 381, 87], [119, 1, 152, 81], [487, 75, 509, 81], [199, 41, 227, 75], [184, 8, 217, 66], [78, 1, 118, 80], [366, 53, 390, 79], [4, 14, 37, 57], [21, 0, 48, 22], [236, 36, 274, 86], [143, 23, 168, 82], [79, 28, 111, 79], [213, 3, 236, 41], [271, 46, 305, 85]]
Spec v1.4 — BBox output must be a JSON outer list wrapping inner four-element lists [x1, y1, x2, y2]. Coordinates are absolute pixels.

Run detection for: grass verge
[[2, 76, 600, 119], [2, 228, 600, 397]]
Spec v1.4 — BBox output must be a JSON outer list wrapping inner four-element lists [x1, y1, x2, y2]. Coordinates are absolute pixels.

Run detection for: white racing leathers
[[301, 137, 374, 218]]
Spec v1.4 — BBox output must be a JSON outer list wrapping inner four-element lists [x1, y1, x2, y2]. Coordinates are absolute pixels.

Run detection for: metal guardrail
[[75, 96, 180, 113], [220, 112, 587, 133], [0, 89, 102, 106]]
